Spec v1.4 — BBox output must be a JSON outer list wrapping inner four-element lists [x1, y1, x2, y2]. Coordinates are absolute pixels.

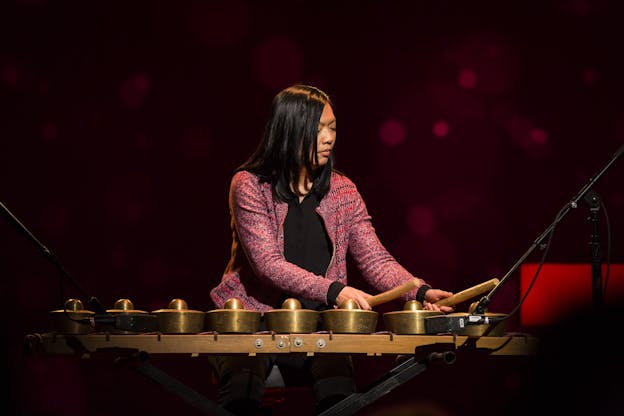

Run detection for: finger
[[426, 302, 442, 312], [356, 294, 371, 310], [359, 298, 371, 310]]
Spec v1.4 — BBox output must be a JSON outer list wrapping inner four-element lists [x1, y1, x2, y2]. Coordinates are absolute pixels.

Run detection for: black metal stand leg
[[318, 351, 456, 416], [585, 189, 603, 310], [119, 352, 234, 416]]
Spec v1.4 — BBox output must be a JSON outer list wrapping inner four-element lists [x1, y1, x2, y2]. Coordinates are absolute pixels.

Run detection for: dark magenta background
[[2, 1, 623, 415]]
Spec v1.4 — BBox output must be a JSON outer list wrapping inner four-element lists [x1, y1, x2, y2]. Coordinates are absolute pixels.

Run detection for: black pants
[[210, 354, 356, 415]]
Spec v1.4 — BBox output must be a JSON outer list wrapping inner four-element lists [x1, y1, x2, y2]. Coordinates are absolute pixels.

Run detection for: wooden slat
[[26, 332, 538, 357]]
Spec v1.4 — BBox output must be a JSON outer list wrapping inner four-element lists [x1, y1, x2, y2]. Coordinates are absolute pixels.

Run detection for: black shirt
[[281, 193, 344, 310]]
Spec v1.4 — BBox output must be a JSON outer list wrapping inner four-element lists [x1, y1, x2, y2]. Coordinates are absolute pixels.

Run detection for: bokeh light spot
[[458, 68, 477, 89], [432, 120, 450, 138], [41, 122, 59, 141], [379, 119, 406, 147], [119, 72, 151, 109], [508, 115, 551, 159], [406, 205, 435, 236], [254, 37, 304, 89], [529, 128, 548, 145], [443, 33, 517, 94], [582, 68, 597, 85]]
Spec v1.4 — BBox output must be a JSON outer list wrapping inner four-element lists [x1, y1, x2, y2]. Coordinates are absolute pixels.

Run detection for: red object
[[519, 263, 624, 327]]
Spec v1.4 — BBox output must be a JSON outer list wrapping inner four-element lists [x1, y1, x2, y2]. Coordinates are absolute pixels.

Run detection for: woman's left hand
[[422, 289, 455, 313]]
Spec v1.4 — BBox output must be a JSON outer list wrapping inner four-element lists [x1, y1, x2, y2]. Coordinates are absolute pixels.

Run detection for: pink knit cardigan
[[210, 170, 426, 312]]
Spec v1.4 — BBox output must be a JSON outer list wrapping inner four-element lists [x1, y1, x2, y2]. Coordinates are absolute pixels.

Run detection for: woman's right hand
[[336, 286, 373, 310]]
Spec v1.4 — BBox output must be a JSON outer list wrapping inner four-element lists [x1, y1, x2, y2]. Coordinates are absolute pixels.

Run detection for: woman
[[210, 84, 454, 414]]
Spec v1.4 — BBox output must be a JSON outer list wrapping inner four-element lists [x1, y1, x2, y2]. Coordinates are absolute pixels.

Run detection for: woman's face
[[313, 103, 336, 168]]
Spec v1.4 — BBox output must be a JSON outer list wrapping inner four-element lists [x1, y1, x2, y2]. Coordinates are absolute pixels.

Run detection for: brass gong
[[205, 298, 261, 333], [151, 298, 205, 334], [104, 298, 149, 334], [320, 278, 423, 334], [49, 298, 94, 334], [320, 300, 378, 334], [264, 298, 319, 333], [383, 300, 443, 334]]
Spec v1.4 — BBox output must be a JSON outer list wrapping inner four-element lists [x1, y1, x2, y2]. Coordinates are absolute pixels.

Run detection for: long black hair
[[236, 84, 335, 202]]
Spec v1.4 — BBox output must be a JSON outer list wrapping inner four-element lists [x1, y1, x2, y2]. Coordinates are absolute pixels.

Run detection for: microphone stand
[[584, 189, 603, 310], [472, 144, 624, 316], [0, 201, 157, 332]]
